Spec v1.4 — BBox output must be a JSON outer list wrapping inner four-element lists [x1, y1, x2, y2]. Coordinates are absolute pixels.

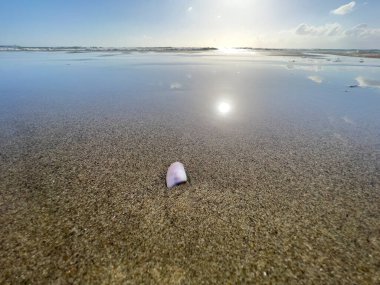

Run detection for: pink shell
[[166, 162, 187, 188]]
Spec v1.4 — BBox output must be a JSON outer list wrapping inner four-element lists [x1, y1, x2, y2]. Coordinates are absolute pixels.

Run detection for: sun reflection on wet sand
[[217, 101, 232, 115]]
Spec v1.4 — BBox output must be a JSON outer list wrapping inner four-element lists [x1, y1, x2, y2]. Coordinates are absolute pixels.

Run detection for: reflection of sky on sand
[[285, 60, 323, 72], [308, 75, 323, 84], [356, 76, 380, 89], [342, 116, 355, 125], [0, 51, 379, 147], [170, 82, 182, 90]]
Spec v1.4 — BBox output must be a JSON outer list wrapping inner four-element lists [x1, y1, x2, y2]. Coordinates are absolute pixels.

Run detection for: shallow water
[[0, 51, 379, 283], [1, 51, 379, 145]]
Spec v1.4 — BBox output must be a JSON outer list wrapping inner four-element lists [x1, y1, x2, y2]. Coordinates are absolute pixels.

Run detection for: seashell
[[166, 162, 187, 188]]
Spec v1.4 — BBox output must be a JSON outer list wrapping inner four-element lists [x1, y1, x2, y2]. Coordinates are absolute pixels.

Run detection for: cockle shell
[[166, 162, 187, 188]]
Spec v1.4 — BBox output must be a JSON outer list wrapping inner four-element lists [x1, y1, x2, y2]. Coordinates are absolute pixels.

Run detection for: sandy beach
[[0, 51, 379, 284]]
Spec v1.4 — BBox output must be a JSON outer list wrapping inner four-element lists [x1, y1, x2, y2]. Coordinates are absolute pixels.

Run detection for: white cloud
[[295, 23, 343, 36], [345, 24, 380, 38], [294, 22, 380, 41], [331, 1, 356, 15], [187, 6, 193, 12]]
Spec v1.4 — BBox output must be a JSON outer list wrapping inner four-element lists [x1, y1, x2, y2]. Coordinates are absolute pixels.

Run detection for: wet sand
[[0, 52, 379, 284]]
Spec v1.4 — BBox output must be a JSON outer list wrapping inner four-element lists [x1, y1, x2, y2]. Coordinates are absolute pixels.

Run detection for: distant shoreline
[[0, 46, 218, 53], [1, 46, 379, 59]]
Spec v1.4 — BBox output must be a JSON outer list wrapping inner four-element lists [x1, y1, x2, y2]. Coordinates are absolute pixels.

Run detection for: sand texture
[[0, 113, 379, 284]]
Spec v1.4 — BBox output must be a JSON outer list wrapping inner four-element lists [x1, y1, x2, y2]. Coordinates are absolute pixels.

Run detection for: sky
[[0, 0, 379, 48]]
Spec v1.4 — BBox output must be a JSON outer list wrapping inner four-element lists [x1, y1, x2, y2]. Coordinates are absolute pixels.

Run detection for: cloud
[[356, 76, 380, 88], [295, 23, 343, 36], [294, 22, 380, 40], [331, 1, 356, 15], [187, 6, 193, 12], [345, 24, 380, 38]]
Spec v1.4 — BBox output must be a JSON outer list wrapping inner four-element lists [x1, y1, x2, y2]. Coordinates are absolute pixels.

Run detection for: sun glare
[[217, 101, 232, 115]]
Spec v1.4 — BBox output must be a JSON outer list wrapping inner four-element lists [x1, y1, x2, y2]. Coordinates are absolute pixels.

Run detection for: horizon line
[[1, 45, 380, 51]]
